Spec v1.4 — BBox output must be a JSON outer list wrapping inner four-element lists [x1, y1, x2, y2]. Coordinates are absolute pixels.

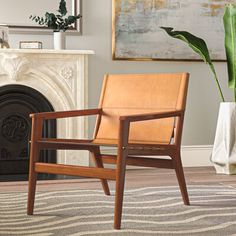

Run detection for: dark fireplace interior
[[0, 85, 56, 181]]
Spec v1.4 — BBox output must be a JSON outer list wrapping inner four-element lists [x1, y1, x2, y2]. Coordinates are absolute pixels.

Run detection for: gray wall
[[9, 0, 231, 145]]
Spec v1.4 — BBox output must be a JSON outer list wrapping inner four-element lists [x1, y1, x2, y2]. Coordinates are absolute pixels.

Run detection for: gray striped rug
[[1, 185, 236, 236]]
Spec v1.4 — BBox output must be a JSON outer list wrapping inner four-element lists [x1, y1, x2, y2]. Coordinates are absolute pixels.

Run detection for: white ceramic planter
[[211, 102, 236, 174], [53, 31, 66, 50]]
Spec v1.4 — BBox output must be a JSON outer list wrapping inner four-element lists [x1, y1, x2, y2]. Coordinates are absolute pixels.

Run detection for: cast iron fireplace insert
[[0, 85, 56, 181]]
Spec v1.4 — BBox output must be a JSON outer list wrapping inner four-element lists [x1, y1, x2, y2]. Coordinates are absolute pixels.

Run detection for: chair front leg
[[27, 117, 43, 215], [90, 146, 110, 196], [114, 147, 127, 230], [114, 120, 129, 229]]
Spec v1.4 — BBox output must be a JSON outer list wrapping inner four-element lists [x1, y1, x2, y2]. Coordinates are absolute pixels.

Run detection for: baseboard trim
[[181, 145, 213, 167], [101, 145, 213, 168]]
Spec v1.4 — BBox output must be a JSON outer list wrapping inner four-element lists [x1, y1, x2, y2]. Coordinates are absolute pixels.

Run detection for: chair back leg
[[90, 147, 110, 196], [172, 151, 190, 205]]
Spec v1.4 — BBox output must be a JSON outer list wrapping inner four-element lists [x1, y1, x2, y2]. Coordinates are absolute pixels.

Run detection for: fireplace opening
[[0, 85, 56, 181]]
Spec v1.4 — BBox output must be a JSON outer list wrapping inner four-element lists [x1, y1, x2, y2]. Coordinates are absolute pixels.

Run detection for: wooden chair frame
[[27, 107, 189, 229]]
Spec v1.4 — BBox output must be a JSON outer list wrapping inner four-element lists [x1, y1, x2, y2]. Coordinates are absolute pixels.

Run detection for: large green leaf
[[160, 27, 212, 64], [224, 4, 236, 91], [161, 27, 225, 102]]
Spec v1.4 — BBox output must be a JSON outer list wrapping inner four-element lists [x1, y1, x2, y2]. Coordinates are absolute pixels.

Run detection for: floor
[[1, 167, 236, 192]]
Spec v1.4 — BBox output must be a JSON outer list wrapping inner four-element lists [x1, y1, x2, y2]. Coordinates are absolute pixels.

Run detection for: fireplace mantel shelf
[[0, 49, 95, 55]]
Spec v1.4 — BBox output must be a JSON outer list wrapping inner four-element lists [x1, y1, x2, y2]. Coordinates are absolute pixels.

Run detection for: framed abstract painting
[[112, 0, 233, 61]]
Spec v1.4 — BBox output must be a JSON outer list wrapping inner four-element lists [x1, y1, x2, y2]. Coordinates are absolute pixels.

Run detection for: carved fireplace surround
[[0, 49, 94, 167]]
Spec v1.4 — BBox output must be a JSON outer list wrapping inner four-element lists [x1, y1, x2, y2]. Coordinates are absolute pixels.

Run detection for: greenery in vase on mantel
[[29, 0, 81, 32], [161, 4, 236, 102]]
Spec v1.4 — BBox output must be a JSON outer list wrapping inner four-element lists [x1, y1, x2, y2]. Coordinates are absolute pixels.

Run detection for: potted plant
[[30, 0, 81, 49], [161, 4, 236, 174]]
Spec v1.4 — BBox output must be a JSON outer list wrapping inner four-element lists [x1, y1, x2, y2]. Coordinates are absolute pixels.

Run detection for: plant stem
[[214, 73, 225, 102], [210, 64, 225, 102]]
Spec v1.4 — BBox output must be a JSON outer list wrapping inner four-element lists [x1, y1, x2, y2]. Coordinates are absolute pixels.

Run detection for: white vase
[[211, 102, 236, 174], [53, 31, 66, 50]]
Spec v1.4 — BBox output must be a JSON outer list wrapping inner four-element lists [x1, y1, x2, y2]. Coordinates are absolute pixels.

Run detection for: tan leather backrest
[[93, 73, 189, 145]]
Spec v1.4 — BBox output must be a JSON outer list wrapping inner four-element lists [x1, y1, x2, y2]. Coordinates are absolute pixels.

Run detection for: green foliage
[[59, 0, 67, 16], [161, 27, 225, 102], [161, 4, 236, 102], [29, 0, 81, 32], [224, 4, 236, 100], [160, 27, 212, 64]]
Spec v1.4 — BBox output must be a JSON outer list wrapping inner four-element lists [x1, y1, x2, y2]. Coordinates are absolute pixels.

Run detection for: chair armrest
[[119, 109, 184, 123], [30, 108, 102, 120], [118, 109, 185, 148]]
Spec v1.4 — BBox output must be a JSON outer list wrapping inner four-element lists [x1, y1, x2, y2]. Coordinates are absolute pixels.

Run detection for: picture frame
[[19, 41, 42, 49], [112, 0, 232, 61], [0, 0, 81, 34]]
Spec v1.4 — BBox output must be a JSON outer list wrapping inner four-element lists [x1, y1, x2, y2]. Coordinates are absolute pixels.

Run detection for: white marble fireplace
[[0, 49, 94, 166]]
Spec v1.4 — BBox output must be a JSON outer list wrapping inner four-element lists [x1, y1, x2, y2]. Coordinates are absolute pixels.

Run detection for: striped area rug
[[1, 185, 236, 235]]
